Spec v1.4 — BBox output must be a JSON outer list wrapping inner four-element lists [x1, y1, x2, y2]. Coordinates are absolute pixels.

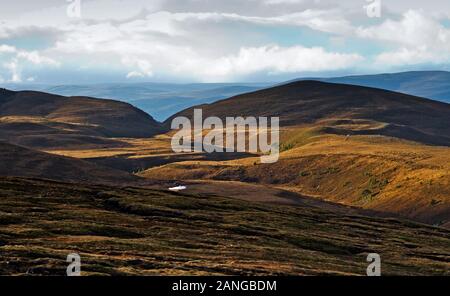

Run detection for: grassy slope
[[43, 121, 449, 228], [0, 142, 141, 185], [0, 177, 449, 276], [140, 129, 450, 228]]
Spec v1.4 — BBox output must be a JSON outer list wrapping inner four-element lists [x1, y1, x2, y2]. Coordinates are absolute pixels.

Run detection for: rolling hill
[[2, 83, 271, 121], [141, 81, 450, 227], [0, 141, 140, 185], [0, 88, 163, 149], [0, 81, 448, 275], [4, 71, 448, 123], [166, 80, 450, 146], [315, 71, 450, 103]]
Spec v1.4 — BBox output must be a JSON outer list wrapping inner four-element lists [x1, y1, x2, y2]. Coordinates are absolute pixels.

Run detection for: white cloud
[[0, 44, 59, 82], [17, 51, 60, 66], [43, 9, 361, 81], [357, 10, 450, 65], [173, 45, 363, 81], [53, 19, 362, 81], [4, 59, 21, 82], [357, 10, 450, 48], [271, 10, 354, 34], [1, 2, 450, 82], [0, 45, 16, 54], [123, 57, 154, 78], [375, 47, 450, 66], [126, 71, 145, 78], [161, 10, 353, 35]]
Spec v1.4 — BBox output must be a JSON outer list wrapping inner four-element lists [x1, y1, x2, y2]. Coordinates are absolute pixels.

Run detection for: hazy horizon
[[1, 69, 449, 87]]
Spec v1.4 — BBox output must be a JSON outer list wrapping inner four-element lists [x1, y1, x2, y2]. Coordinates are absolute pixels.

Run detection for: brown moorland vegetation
[[165, 81, 450, 146], [0, 82, 449, 275], [140, 130, 450, 228], [0, 88, 163, 150], [0, 177, 448, 276]]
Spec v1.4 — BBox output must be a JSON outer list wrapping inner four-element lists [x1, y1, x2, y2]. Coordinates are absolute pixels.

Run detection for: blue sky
[[0, 0, 449, 84]]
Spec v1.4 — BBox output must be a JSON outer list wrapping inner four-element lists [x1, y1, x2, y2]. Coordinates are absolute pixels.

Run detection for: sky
[[0, 0, 449, 84]]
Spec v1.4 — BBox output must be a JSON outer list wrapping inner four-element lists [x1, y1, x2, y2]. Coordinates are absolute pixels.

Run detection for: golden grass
[[28, 122, 449, 228], [138, 127, 450, 227], [44, 135, 174, 158]]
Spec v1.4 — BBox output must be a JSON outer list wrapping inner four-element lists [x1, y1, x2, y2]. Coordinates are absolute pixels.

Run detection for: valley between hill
[[139, 130, 450, 228], [0, 81, 449, 275], [18, 82, 448, 228]]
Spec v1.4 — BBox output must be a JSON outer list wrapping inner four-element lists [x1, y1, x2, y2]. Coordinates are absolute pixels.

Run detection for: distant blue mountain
[[2, 71, 448, 122], [305, 71, 450, 103], [2, 82, 271, 121]]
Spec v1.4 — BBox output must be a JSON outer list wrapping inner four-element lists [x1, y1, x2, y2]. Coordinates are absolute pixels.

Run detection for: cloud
[[44, 9, 361, 81], [155, 10, 354, 35], [122, 57, 154, 78], [17, 51, 60, 66], [375, 47, 450, 66], [126, 71, 145, 78], [51, 16, 362, 81], [0, 45, 16, 54], [188, 45, 363, 80], [357, 10, 450, 65], [0, 44, 59, 82], [3, 58, 21, 82], [357, 10, 450, 48], [0, 25, 10, 39], [1, 2, 450, 82]]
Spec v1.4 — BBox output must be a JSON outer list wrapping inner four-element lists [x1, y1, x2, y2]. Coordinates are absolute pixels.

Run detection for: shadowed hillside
[[0, 88, 163, 149], [0, 177, 448, 276], [0, 141, 140, 185], [2, 83, 271, 121], [166, 81, 450, 146]]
